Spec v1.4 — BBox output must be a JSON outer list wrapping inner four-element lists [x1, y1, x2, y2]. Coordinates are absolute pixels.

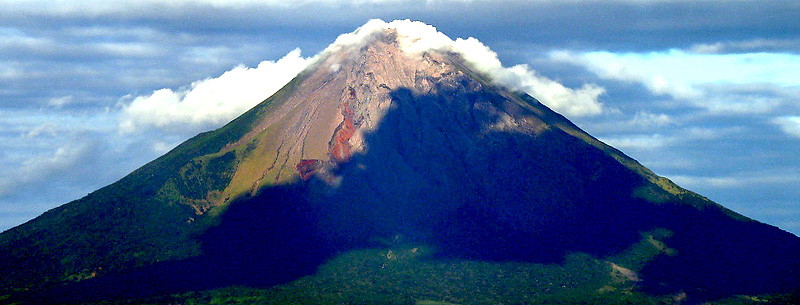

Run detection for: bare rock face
[[219, 29, 532, 197], [216, 30, 591, 246]]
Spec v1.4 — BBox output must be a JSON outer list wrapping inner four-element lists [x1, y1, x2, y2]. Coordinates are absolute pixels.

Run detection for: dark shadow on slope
[[309, 87, 654, 263], [304, 86, 800, 301], [638, 204, 800, 301], [17, 85, 800, 304], [20, 184, 334, 304]]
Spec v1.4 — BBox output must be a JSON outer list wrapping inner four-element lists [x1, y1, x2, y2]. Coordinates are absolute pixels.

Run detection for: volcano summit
[[1, 20, 799, 304]]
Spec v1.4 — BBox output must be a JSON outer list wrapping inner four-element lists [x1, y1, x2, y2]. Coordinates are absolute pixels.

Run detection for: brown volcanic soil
[[219, 29, 499, 198], [328, 87, 359, 163]]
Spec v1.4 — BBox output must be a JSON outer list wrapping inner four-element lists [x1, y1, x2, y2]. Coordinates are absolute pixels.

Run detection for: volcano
[[1, 20, 799, 304]]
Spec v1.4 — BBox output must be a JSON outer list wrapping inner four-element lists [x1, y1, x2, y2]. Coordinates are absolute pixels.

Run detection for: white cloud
[[669, 175, 743, 189], [97, 41, 161, 57], [550, 49, 800, 115], [683, 126, 742, 140], [630, 111, 674, 127], [119, 19, 606, 134], [119, 48, 312, 133], [47, 95, 73, 108], [324, 19, 453, 55], [600, 134, 671, 151], [327, 19, 606, 117], [450, 37, 605, 117], [772, 116, 800, 138], [499, 65, 605, 117], [690, 43, 724, 54], [550, 50, 701, 100], [24, 122, 59, 138], [670, 172, 800, 189], [595, 125, 739, 152], [151, 140, 181, 155]]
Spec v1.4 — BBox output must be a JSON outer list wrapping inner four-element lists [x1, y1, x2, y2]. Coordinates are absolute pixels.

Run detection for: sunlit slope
[[0, 71, 309, 293]]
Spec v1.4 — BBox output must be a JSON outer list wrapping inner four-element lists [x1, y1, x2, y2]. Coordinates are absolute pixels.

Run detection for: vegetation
[[87, 244, 662, 304], [0, 72, 308, 296], [84, 233, 798, 304]]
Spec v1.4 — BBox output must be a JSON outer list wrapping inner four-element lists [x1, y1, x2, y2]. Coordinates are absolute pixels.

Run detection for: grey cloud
[[5, 1, 800, 54], [4, 1, 797, 113], [690, 38, 800, 54], [0, 124, 163, 226], [0, 137, 99, 197], [695, 83, 800, 115]]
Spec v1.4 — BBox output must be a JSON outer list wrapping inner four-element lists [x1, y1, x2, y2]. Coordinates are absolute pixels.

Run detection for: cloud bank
[[550, 49, 800, 115], [119, 49, 312, 133], [450, 36, 605, 117], [119, 19, 606, 135], [329, 19, 606, 117]]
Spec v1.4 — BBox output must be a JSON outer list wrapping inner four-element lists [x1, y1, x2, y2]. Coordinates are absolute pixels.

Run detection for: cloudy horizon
[[2, 0, 799, 235]]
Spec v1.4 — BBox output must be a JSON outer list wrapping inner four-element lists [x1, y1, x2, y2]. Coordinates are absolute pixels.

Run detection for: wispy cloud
[[670, 172, 800, 189], [772, 116, 800, 138], [600, 134, 671, 151], [550, 50, 800, 115], [630, 111, 674, 127], [595, 125, 743, 153], [690, 38, 800, 54], [0, 141, 97, 197], [47, 96, 73, 108]]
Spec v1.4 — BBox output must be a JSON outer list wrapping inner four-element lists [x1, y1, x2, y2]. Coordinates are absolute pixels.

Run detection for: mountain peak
[[2, 20, 799, 304], [323, 19, 459, 58], [217, 24, 503, 199]]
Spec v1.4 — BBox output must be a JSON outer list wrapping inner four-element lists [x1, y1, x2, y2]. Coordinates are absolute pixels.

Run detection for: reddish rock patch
[[296, 159, 323, 180], [330, 88, 359, 163]]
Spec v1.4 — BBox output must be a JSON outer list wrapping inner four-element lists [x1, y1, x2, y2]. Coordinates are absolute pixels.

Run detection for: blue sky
[[1, 0, 799, 235]]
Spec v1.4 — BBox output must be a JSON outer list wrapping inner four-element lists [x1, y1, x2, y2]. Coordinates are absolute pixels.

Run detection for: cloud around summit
[[118, 19, 606, 134], [323, 19, 607, 117]]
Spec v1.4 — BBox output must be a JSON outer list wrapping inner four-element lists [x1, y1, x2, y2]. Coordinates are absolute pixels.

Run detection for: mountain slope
[[1, 21, 799, 304]]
